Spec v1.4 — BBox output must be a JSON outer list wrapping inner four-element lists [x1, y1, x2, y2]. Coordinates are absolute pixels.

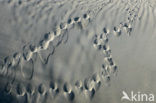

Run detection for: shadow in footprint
[[0, 90, 18, 103]]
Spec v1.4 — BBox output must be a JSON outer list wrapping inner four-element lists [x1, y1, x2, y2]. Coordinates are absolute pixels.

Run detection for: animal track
[[0, 0, 156, 103]]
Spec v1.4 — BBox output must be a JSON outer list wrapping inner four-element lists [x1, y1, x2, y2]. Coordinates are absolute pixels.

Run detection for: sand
[[0, 0, 156, 103]]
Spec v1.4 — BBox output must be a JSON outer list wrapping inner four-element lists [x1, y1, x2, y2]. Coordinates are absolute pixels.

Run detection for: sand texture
[[0, 0, 156, 103]]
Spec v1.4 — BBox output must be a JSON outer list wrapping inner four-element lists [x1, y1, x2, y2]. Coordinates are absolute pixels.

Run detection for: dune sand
[[0, 0, 156, 103]]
